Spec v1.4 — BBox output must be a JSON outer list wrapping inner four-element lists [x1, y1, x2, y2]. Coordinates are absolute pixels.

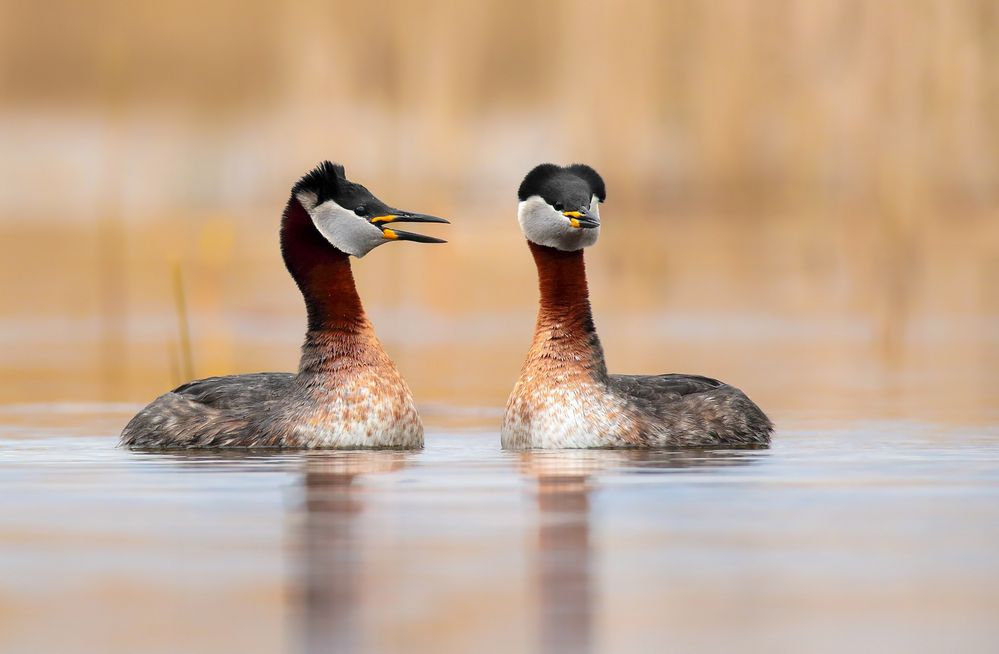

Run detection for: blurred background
[[2, 4, 999, 654], [1, 0, 997, 421]]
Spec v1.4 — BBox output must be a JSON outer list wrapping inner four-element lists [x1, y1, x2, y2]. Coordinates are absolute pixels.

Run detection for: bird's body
[[121, 162, 445, 449], [502, 166, 772, 449], [121, 312, 423, 449]]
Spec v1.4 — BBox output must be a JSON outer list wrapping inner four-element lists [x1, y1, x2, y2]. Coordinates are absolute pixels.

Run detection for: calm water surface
[[2, 214, 996, 652], [1, 407, 997, 654]]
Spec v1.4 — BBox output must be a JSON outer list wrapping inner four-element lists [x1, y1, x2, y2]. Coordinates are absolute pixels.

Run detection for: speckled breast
[[290, 365, 423, 449], [501, 373, 638, 449]]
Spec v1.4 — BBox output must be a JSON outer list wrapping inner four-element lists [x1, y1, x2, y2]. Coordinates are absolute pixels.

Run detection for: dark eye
[[553, 202, 564, 211], [354, 206, 367, 216]]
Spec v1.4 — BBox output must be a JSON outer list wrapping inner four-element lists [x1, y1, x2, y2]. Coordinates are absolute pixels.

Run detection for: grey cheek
[[340, 218, 390, 258], [314, 206, 386, 257], [355, 226, 388, 258]]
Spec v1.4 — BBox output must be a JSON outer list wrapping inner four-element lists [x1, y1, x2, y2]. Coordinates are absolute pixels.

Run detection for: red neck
[[526, 241, 606, 376], [531, 242, 592, 316], [281, 198, 388, 377], [281, 198, 368, 332]]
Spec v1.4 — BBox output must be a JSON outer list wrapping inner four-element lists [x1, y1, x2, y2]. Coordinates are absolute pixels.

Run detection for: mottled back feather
[[172, 373, 295, 410]]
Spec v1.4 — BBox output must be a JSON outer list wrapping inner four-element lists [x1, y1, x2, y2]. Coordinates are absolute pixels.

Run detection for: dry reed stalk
[[171, 261, 195, 381]]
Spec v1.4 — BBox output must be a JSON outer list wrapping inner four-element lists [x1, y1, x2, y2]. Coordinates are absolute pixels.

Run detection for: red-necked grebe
[[121, 161, 448, 449], [502, 163, 772, 449]]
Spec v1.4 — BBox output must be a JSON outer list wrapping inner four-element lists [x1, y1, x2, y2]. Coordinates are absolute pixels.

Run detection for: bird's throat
[[526, 242, 606, 376], [281, 197, 389, 378]]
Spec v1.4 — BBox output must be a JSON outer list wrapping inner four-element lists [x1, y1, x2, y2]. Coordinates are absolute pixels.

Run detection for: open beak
[[562, 210, 600, 229], [370, 211, 449, 243]]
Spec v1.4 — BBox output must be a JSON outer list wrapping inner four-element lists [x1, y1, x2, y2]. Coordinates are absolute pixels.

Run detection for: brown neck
[[526, 241, 607, 378], [281, 198, 389, 377]]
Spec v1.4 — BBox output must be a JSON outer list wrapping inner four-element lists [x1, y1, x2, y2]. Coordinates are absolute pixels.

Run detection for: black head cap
[[517, 163, 606, 208], [291, 161, 392, 215], [292, 161, 348, 204]]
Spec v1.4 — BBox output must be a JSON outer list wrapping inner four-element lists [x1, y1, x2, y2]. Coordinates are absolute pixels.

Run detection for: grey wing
[[120, 373, 295, 448], [171, 373, 296, 410], [610, 373, 773, 446], [611, 373, 725, 402]]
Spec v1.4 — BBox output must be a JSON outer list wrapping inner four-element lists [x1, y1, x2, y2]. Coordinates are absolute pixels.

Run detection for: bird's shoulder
[[171, 372, 296, 410], [610, 373, 726, 402]]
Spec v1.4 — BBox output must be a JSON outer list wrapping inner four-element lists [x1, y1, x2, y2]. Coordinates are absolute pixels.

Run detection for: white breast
[[293, 370, 424, 448], [501, 377, 635, 449]]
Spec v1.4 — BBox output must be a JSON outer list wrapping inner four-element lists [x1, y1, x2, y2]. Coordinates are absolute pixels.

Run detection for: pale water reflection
[[1, 409, 997, 654], [297, 452, 408, 653]]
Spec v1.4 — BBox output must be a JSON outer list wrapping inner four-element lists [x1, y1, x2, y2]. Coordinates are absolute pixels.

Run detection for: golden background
[[1, 0, 996, 420], [1, 4, 999, 653]]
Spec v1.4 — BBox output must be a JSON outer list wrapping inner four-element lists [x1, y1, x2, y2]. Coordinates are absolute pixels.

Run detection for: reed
[[171, 261, 195, 382]]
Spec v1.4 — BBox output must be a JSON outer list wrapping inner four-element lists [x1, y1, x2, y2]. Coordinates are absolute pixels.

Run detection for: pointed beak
[[371, 211, 449, 243], [370, 211, 450, 225], [380, 227, 447, 244], [562, 210, 600, 229]]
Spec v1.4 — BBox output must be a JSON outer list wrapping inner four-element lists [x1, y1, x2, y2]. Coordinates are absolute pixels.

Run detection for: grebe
[[501, 163, 773, 449], [121, 161, 448, 449]]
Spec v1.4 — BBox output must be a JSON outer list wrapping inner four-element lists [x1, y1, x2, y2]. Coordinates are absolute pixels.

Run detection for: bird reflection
[[295, 450, 410, 654], [520, 448, 765, 654], [534, 472, 593, 654], [128, 447, 412, 653]]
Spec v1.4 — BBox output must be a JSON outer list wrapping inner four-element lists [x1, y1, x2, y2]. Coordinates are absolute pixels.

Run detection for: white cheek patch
[[296, 190, 319, 212], [301, 195, 387, 258], [518, 195, 600, 252]]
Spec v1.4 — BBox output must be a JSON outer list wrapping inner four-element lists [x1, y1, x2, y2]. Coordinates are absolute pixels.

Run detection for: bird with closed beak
[[502, 163, 773, 449]]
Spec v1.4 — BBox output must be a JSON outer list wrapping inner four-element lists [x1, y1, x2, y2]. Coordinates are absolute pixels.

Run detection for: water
[[1, 212, 996, 652], [1, 406, 997, 654]]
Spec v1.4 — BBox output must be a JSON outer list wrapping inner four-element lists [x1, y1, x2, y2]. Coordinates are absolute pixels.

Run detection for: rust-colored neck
[[281, 198, 390, 378], [525, 241, 607, 378]]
